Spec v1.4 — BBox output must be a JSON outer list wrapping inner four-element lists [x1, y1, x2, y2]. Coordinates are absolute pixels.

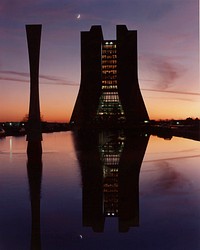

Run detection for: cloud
[[141, 88, 200, 96], [140, 51, 193, 92], [141, 87, 200, 102], [142, 160, 194, 196], [0, 70, 79, 86], [152, 161, 192, 194], [144, 154, 200, 163], [149, 56, 185, 90]]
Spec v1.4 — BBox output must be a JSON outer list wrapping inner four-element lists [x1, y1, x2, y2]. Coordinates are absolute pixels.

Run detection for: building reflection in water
[[73, 130, 149, 232], [27, 141, 43, 250]]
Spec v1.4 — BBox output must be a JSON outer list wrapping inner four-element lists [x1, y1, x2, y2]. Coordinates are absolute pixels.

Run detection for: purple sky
[[0, 0, 199, 122]]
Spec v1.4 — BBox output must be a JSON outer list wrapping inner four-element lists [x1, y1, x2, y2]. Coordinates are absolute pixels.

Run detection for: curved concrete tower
[[70, 25, 149, 129]]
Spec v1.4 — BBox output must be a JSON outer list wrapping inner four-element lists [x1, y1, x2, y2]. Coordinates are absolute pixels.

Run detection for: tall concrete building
[[70, 25, 149, 128]]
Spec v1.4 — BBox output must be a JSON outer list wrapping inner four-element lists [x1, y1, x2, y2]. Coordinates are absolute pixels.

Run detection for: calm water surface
[[0, 131, 199, 250]]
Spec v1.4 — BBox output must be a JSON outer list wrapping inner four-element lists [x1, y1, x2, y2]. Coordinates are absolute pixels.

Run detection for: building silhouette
[[70, 25, 149, 128], [26, 24, 42, 143], [73, 130, 149, 232]]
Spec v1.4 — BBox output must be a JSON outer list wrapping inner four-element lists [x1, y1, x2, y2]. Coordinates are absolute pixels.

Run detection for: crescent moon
[[77, 14, 81, 19]]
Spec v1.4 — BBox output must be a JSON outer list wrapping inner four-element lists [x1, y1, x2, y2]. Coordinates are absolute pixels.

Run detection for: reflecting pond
[[0, 131, 199, 250]]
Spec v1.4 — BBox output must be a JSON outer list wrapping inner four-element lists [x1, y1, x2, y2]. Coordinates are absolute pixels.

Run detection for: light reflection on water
[[0, 132, 199, 250]]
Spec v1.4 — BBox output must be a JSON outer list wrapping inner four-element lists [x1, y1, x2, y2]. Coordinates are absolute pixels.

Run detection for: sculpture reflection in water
[[27, 141, 43, 250], [73, 130, 149, 232]]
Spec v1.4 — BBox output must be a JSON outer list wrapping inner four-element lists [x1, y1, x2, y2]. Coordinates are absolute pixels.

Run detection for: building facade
[[70, 25, 149, 128]]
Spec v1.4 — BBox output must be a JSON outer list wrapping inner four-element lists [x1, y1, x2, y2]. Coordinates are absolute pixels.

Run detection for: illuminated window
[[96, 40, 125, 122]]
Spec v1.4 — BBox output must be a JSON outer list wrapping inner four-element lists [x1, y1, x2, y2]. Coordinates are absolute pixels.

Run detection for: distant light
[[144, 120, 149, 123], [77, 14, 81, 19], [9, 122, 12, 126], [176, 121, 180, 125], [79, 235, 83, 239]]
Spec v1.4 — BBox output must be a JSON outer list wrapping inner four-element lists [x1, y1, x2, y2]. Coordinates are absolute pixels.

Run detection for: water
[[0, 131, 199, 250]]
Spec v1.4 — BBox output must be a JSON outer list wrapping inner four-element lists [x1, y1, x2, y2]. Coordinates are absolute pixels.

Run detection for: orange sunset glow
[[0, 0, 199, 122]]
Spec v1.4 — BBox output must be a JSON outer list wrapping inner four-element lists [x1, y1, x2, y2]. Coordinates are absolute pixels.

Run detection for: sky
[[0, 0, 199, 122]]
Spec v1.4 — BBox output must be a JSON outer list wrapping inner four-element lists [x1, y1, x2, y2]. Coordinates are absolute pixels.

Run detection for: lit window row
[[98, 107, 124, 111], [102, 80, 117, 85], [103, 44, 117, 49], [103, 155, 120, 160], [101, 98, 120, 103], [100, 98, 120, 101], [102, 97, 120, 101], [98, 110, 123, 115], [102, 60, 117, 65], [102, 86, 117, 89], [102, 55, 117, 59], [98, 107, 124, 112], [102, 70, 117, 74], [102, 91, 118, 95], [98, 112, 125, 117], [103, 154, 120, 158], [104, 161, 120, 166], [103, 155, 120, 159], [102, 75, 117, 80], [100, 94, 120, 101], [102, 65, 117, 70], [102, 50, 117, 55], [103, 158, 120, 163]]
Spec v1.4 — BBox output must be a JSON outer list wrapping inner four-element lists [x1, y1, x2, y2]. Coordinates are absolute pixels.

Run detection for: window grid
[[96, 40, 125, 121]]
